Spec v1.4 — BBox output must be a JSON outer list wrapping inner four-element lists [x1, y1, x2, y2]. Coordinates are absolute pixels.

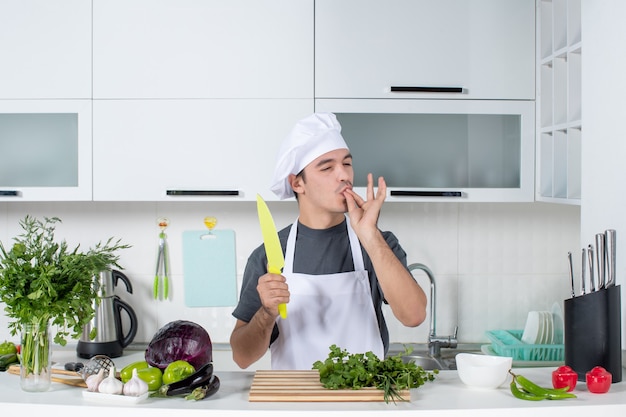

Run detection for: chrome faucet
[[408, 263, 458, 357]]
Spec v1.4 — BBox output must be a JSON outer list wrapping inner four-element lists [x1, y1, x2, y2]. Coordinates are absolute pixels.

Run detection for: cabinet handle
[[166, 190, 240, 196], [0, 190, 20, 197], [390, 190, 462, 197], [390, 86, 464, 93]]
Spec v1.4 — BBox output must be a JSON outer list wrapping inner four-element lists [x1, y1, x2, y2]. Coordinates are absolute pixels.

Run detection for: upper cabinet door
[[92, 99, 312, 201], [0, 100, 93, 201], [315, 0, 535, 100], [93, 0, 313, 99], [0, 0, 91, 99]]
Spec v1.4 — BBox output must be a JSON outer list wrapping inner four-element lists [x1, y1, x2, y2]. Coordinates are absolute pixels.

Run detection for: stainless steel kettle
[[76, 269, 138, 358]]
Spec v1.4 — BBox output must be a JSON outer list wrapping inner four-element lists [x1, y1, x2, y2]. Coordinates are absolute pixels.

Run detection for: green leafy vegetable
[[0, 215, 130, 345], [312, 344, 438, 403]]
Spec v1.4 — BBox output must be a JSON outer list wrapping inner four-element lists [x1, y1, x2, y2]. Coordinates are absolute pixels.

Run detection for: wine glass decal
[[201, 216, 217, 239]]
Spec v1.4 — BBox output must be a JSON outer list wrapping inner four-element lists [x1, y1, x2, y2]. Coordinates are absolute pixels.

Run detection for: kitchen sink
[[387, 344, 484, 371]]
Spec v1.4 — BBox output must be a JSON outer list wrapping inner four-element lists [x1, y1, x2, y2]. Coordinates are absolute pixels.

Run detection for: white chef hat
[[270, 112, 349, 199]]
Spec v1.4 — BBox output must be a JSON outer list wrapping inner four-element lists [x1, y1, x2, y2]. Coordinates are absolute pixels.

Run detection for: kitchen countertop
[[1, 347, 626, 417]]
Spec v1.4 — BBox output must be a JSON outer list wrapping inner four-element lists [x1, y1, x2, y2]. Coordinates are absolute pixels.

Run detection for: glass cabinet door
[[0, 100, 92, 201], [315, 99, 535, 202]]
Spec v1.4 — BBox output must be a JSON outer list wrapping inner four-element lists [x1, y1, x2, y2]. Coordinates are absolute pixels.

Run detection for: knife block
[[563, 285, 622, 382]]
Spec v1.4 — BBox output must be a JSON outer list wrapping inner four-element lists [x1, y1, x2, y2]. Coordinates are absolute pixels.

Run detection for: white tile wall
[[0, 201, 580, 351]]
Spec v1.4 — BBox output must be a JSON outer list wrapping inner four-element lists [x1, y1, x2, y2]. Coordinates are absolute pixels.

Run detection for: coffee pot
[[76, 269, 138, 359]]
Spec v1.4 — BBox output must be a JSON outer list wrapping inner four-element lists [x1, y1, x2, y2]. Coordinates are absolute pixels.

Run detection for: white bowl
[[456, 353, 513, 389]]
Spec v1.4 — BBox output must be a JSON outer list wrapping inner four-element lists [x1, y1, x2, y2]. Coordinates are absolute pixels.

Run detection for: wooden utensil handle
[[7, 365, 87, 388]]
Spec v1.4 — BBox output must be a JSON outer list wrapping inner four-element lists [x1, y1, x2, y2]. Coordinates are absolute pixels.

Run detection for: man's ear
[[288, 173, 304, 194]]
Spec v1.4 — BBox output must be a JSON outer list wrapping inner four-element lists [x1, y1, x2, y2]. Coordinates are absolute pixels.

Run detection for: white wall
[[0, 200, 580, 349], [581, 0, 626, 346]]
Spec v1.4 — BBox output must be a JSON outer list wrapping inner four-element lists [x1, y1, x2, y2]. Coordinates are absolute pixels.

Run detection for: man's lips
[[336, 180, 353, 194]]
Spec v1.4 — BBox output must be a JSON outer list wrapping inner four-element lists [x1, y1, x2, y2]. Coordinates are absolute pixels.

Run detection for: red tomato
[[552, 365, 578, 392], [586, 366, 612, 393]]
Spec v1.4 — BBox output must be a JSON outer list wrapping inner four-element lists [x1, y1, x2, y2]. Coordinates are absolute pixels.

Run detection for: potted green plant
[[0, 215, 129, 391]]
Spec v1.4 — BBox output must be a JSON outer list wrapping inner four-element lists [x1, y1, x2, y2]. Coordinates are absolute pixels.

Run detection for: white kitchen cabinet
[[0, 0, 91, 99], [92, 100, 313, 201], [316, 99, 535, 202], [93, 0, 313, 99], [0, 100, 93, 201], [315, 0, 535, 100], [536, 0, 581, 204]]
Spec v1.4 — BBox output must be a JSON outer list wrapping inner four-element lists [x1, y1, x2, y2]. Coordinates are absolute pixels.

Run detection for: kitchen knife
[[595, 233, 606, 290], [605, 229, 617, 287], [581, 248, 586, 295], [588, 245, 595, 292], [567, 251, 575, 298], [256, 194, 287, 319]]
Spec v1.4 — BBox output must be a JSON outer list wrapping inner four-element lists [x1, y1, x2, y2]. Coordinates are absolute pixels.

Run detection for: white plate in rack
[[521, 311, 542, 344], [551, 302, 564, 344]]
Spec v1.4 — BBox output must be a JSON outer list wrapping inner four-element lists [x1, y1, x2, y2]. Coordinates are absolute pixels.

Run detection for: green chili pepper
[[509, 370, 577, 401], [510, 380, 547, 401]]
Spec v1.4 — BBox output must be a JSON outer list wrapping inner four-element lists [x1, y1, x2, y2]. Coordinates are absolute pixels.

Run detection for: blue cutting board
[[182, 229, 237, 307]]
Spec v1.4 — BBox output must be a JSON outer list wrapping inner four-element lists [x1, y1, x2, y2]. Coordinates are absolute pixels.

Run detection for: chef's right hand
[[257, 271, 289, 317]]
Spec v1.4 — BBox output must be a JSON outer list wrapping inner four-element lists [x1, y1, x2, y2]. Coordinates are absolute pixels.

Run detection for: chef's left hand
[[343, 173, 386, 240]]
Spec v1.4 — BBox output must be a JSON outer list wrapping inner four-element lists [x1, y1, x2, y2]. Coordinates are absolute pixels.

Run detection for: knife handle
[[278, 303, 287, 319], [268, 265, 287, 319]]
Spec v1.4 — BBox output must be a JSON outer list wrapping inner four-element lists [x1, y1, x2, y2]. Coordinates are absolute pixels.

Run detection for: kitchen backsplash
[[0, 201, 580, 348]]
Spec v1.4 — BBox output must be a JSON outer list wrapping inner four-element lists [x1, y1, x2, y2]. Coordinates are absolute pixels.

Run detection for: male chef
[[230, 112, 427, 370]]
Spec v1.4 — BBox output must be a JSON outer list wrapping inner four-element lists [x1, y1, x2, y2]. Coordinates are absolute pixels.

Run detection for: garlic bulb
[[123, 368, 149, 397], [86, 368, 105, 392], [98, 366, 124, 395]]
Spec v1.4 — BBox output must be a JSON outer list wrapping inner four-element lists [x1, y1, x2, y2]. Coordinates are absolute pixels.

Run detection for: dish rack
[[485, 330, 564, 362]]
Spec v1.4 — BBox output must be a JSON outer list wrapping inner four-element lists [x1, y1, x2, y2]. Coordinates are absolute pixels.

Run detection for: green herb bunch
[[0, 215, 130, 345], [312, 344, 438, 403]]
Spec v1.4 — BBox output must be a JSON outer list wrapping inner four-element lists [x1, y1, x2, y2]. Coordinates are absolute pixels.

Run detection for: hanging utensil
[[605, 229, 617, 287], [154, 217, 171, 300], [595, 233, 606, 290]]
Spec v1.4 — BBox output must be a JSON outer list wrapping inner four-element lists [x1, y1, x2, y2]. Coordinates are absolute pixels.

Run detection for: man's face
[[296, 148, 354, 212]]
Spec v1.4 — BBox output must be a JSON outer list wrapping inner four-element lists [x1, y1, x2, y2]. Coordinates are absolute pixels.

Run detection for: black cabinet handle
[[0, 190, 20, 197], [390, 190, 462, 197], [390, 86, 463, 93], [166, 190, 240, 196]]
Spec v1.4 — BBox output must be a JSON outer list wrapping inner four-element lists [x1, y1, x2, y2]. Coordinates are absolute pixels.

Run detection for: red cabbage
[[145, 320, 212, 370]]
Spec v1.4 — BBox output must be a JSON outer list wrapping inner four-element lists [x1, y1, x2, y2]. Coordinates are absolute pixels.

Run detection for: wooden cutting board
[[248, 370, 410, 402], [7, 364, 87, 388]]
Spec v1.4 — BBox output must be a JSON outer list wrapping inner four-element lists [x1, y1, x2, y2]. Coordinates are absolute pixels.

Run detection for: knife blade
[[256, 194, 287, 319], [588, 244, 595, 292], [567, 251, 575, 298], [581, 247, 586, 295], [605, 229, 617, 287], [595, 233, 606, 290]]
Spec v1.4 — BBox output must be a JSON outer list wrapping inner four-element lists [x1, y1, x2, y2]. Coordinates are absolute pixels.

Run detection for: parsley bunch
[[0, 215, 130, 345], [312, 344, 438, 403]]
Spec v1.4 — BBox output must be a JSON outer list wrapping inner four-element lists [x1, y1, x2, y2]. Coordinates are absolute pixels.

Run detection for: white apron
[[270, 217, 384, 370]]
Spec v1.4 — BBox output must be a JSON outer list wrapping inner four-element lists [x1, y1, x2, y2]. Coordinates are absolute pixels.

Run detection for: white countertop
[[1, 347, 626, 417]]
